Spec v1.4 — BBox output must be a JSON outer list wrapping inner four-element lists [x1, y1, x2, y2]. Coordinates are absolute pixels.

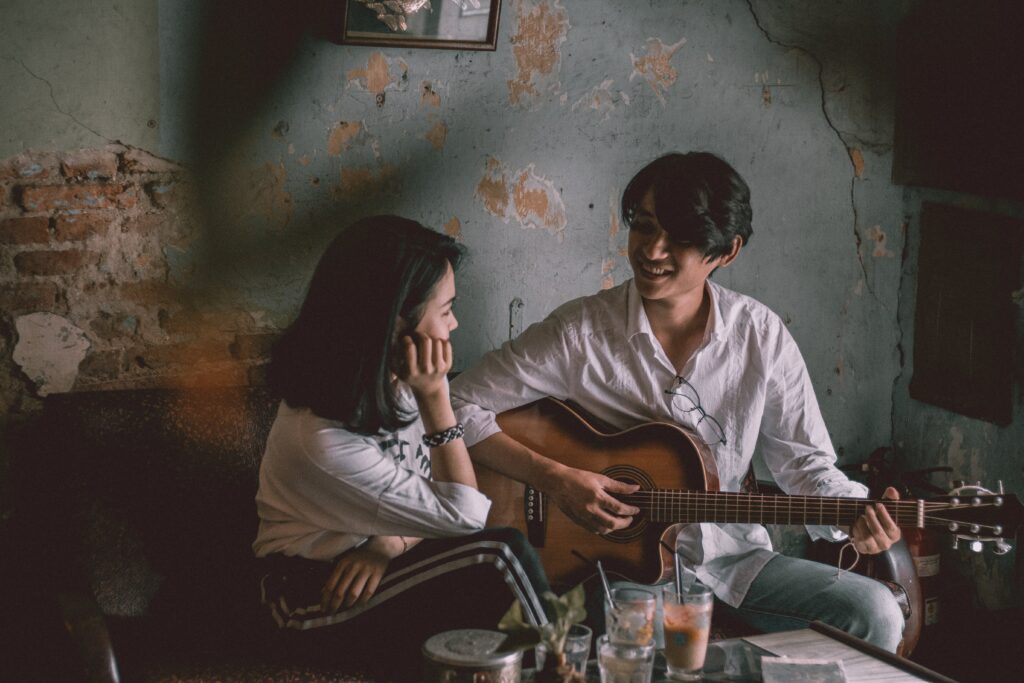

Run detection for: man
[[451, 152, 905, 651]]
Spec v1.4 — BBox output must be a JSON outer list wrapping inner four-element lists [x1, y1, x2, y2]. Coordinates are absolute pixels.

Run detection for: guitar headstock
[[930, 482, 1022, 555]]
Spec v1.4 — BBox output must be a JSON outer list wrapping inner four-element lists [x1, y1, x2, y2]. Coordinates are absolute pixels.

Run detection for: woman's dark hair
[[268, 215, 465, 435], [621, 152, 753, 260]]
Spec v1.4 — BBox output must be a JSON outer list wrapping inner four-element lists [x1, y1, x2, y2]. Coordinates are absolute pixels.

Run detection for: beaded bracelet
[[422, 423, 465, 447]]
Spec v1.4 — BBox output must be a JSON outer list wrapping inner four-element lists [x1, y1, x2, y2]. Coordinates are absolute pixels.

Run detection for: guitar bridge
[[525, 485, 546, 547]]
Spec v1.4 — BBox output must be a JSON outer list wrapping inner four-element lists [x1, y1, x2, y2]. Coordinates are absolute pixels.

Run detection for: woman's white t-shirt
[[253, 385, 491, 560]]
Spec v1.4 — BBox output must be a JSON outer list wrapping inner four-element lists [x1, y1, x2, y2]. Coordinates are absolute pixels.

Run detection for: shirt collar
[[625, 279, 652, 342], [705, 279, 724, 342], [626, 278, 725, 343]]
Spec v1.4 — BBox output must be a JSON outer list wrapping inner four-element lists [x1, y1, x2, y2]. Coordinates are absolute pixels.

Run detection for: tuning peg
[[969, 540, 983, 553], [997, 480, 1005, 494], [994, 541, 1012, 556], [951, 536, 959, 550]]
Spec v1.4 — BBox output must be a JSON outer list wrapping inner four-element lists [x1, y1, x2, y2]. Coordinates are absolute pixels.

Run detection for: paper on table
[[761, 656, 847, 683]]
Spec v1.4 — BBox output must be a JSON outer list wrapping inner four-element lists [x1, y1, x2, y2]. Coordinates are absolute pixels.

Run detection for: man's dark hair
[[268, 215, 465, 435], [621, 152, 753, 260]]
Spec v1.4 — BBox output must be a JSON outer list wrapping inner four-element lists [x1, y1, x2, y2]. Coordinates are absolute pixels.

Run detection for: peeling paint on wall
[[507, 0, 569, 108], [327, 121, 365, 156], [572, 79, 631, 121], [603, 192, 628, 288], [13, 313, 90, 396], [867, 225, 894, 258], [443, 216, 461, 239], [475, 157, 566, 238], [629, 37, 687, 103], [346, 51, 410, 103], [421, 80, 442, 107], [336, 164, 400, 198], [601, 257, 616, 290], [475, 157, 511, 217], [849, 148, 865, 178], [424, 120, 448, 150]]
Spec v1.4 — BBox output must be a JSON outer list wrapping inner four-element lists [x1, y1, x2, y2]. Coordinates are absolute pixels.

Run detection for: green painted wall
[[0, 0, 159, 156]]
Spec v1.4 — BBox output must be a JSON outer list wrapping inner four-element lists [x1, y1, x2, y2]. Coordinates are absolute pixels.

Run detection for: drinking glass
[[605, 587, 656, 646], [662, 584, 714, 680], [597, 634, 655, 683], [534, 623, 592, 676]]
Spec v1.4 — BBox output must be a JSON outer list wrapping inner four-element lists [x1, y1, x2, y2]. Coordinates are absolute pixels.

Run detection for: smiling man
[[450, 152, 905, 651]]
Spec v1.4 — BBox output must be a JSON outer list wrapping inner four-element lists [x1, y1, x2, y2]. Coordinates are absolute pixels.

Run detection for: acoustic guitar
[[476, 397, 1023, 588]]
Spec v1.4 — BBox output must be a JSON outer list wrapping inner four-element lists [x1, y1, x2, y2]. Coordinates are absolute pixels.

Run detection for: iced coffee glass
[[605, 587, 656, 645], [662, 584, 713, 680]]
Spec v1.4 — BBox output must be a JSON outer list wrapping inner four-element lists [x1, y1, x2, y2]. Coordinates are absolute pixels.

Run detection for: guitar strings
[[613, 491, 1000, 528]]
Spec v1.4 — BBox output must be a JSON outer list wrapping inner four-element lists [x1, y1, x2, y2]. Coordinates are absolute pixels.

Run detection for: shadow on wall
[[180, 0, 448, 300], [183, 0, 325, 294]]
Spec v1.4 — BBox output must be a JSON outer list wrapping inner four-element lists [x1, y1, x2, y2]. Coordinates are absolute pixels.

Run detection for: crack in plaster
[[744, 2, 876, 302], [6, 55, 111, 143], [745, 1, 907, 448], [890, 218, 911, 447]]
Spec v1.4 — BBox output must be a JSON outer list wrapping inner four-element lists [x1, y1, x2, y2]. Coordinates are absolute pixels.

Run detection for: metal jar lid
[[422, 629, 522, 668]]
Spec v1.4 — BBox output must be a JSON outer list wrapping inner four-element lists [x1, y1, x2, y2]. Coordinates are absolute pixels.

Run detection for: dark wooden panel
[[893, 1, 1024, 202], [909, 203, 1023, 424]]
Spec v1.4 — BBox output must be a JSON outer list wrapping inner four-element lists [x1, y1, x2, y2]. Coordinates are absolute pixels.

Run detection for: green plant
[[496, 584, 587, 680]]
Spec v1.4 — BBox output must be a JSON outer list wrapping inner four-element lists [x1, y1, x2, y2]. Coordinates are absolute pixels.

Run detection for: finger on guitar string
[[551, 467, 636, 534], [876, 487, 902, 541]]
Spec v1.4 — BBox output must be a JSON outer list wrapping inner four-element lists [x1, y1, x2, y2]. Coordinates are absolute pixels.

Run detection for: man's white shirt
[[451, 279, 866, 607]]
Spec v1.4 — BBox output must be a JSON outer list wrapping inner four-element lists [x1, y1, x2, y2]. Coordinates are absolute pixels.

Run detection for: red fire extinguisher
[[903, 526, 941, 626], [847, 450, 948, 629]]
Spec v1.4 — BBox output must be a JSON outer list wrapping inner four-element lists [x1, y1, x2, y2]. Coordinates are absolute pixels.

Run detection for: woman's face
[[413, 261, 458, 340]]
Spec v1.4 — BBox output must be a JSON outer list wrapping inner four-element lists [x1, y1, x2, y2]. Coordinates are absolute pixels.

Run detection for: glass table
[[525, 625, 958, 682]]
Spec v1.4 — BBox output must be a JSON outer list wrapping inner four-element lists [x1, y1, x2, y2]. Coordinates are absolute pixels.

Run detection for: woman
[[253, 216, 549, 677]]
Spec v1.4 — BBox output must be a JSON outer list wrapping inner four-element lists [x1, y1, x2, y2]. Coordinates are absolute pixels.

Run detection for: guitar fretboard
[[620, 490, 934, 527]]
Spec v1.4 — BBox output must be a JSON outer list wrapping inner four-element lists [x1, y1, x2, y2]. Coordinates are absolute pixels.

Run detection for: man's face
[[627, 189, 727, 304]]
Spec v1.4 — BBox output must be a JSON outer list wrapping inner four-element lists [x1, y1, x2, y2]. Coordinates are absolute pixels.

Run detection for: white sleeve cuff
[[453, 399, 502, 447]]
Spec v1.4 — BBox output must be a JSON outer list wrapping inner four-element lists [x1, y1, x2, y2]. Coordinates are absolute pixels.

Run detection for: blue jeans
[[614, 553, 904, 653], [717, 554, 905, 652]]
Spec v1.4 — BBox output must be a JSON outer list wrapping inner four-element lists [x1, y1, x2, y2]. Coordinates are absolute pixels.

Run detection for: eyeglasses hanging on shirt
[[665, 375, 728, 446]]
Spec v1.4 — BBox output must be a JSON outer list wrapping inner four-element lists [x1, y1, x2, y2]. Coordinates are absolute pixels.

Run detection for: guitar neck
[[622, 490, 926, 527]]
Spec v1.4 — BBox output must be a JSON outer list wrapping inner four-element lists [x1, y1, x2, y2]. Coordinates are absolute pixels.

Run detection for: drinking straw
[[659, 540, 684, 594], [571, 549, 616, 608], [658, 539, 696, 594], [596, 560, 615, 609]]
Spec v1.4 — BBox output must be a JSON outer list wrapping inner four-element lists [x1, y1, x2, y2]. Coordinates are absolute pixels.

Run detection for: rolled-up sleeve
[[452, 313, 576, 446], [307, 428, 491, 537], [758, 326, 867, 541]]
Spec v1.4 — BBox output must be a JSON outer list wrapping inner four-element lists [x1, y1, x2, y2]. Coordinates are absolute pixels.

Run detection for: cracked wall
[[6, 0, 1014, 612]]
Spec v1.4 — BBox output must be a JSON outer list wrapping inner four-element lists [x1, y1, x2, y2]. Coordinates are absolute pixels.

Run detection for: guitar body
[[477, 397, 1024, 658], [477, 397, 720, 587]]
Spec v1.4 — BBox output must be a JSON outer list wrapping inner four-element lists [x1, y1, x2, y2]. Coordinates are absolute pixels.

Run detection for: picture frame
[[339, 0, 502, 51]]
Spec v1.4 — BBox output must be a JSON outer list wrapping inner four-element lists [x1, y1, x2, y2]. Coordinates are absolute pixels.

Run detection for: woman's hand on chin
[[400, 333, 452, 402]]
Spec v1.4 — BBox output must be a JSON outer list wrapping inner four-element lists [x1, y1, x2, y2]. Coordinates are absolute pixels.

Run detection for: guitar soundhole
[[603, 464, 654, 544]]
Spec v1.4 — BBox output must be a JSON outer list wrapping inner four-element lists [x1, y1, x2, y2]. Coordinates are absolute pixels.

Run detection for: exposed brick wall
[[0, 146, 279, 423]]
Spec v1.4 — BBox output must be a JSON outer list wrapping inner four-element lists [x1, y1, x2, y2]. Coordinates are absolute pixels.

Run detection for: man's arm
[[452, 312, 638, 534], [468, 431, 638, 534], [760, 325, 900, 553]]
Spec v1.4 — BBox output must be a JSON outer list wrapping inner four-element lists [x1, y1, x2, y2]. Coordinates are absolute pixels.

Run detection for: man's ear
[[716, 236, 743, 268]]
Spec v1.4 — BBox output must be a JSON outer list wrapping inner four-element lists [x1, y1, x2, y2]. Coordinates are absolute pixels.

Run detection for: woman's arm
[[401, 334, 477, 487], [321, 535, 423, 612]]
